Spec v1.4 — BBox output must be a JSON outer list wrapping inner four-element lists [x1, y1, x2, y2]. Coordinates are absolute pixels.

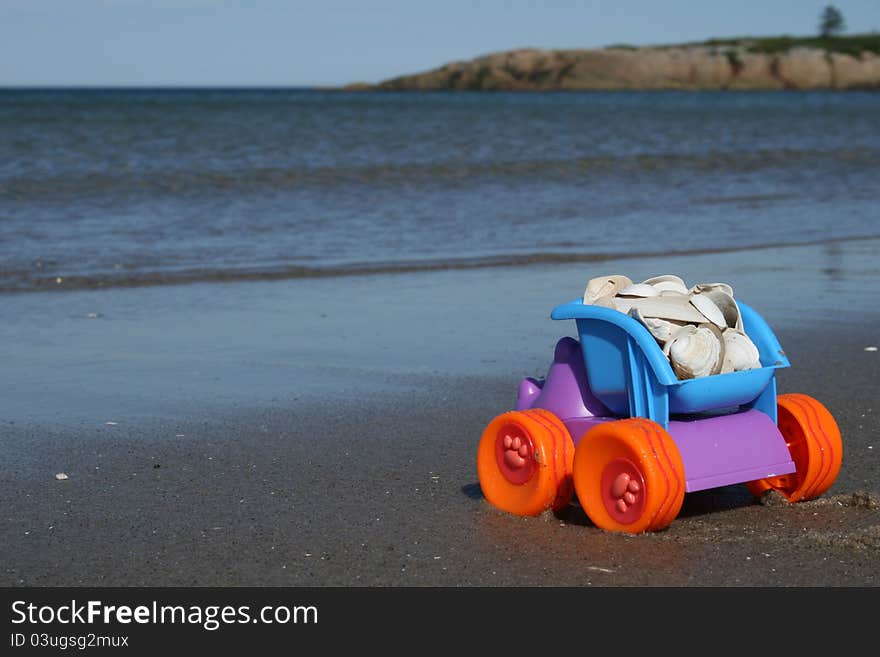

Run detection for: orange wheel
[[746, 393, 843, 503], [526, 408, 576, 511], [476, 409, 575, 516], [573, 418, 685, 534]]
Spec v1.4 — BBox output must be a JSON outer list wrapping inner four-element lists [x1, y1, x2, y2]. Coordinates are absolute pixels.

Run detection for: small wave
[[1, 147, 878, 202], [3, 233, 877, 295], [693, 193, 798, 205]]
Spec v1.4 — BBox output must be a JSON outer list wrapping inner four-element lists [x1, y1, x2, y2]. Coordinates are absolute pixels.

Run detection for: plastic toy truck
[[476, 297, 843, 533]]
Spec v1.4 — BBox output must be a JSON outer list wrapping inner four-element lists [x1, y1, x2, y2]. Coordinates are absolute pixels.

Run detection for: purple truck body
[[516, 336, 796, 493]]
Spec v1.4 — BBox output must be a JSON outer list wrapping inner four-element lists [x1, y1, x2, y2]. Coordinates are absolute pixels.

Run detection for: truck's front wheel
[[573, 418, 685, 533], [477, 409, 574, 516]]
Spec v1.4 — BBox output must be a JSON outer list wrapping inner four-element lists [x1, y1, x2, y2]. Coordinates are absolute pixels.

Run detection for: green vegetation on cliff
[[689, 33, 880, 57]]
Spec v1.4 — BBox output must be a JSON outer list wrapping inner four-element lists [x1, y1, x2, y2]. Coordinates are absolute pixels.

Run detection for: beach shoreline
[[1, 240, 878, 586]]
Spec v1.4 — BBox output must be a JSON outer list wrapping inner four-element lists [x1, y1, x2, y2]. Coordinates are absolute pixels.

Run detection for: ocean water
[[1, 88, 879, 293]]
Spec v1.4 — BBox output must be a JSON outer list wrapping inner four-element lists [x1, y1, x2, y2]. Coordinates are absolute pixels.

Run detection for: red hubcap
[[495, 424, 537, 485], [600, 458, 645, 524]]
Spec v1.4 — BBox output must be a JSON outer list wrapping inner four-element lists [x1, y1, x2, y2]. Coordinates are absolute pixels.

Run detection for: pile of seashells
[[583, 274, 762, 380]]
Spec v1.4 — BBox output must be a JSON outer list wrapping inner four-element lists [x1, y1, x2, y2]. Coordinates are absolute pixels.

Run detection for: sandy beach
[[1, 238, 878, 586]]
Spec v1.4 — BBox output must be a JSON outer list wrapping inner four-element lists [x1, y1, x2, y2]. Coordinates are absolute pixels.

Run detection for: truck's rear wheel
[[746, 394, 842, 502]]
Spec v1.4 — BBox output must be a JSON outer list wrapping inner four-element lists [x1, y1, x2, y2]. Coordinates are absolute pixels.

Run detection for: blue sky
[[0, 1, 877, 86]]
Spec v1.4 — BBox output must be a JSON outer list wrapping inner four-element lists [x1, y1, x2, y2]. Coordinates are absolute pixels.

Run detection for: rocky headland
[[354, 35, 880, 91]]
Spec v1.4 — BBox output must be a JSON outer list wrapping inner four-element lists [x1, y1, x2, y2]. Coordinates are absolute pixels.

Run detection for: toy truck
[[476, 298, 843, 533]]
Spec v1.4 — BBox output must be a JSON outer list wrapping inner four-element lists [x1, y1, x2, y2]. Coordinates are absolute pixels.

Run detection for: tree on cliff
[[819, 5, 845, 37]]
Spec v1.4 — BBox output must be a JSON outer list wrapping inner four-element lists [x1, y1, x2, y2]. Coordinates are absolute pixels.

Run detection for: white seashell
[[618, 283, 660, 298], [703, 289, 743, 332], [664, 324, 724, 379], [630, 308, 687, 344], [642, 274, 689, 295], [691, 282, 734, 297], [612, 295, 708, 324], [583, 275, 632, 305], [643, 274, 687, 286], [721, 328, 761, 373], [653, 282, 689, 295], [689, 293, 727, 328], [592, 295, 618, 310]]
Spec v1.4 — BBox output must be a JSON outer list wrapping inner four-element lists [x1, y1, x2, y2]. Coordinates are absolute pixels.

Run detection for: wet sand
[[1, 240, 878, 585]]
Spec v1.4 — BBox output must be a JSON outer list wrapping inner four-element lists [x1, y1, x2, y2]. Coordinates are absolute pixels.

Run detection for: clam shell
[[592, 295, 618, 310], [583, 275, 632, 305], [630, 308, 687, 344], [689, 293, 727, 328], [642, 274, 689, 295], [721, 328, 761, 373], [653, 282, 689, 295], [703, 289, 743, 332], [612, 295, 708, 324], [618, 283, 660, 298], [664, 323, 724, 379], [691, 282, 734, 297]]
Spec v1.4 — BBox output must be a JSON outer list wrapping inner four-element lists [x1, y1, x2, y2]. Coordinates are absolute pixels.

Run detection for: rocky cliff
[[363, 42, 880, 91]]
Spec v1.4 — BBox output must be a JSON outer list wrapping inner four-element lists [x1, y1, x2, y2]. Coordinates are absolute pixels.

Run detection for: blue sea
[[1, 88, 879, 293]]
